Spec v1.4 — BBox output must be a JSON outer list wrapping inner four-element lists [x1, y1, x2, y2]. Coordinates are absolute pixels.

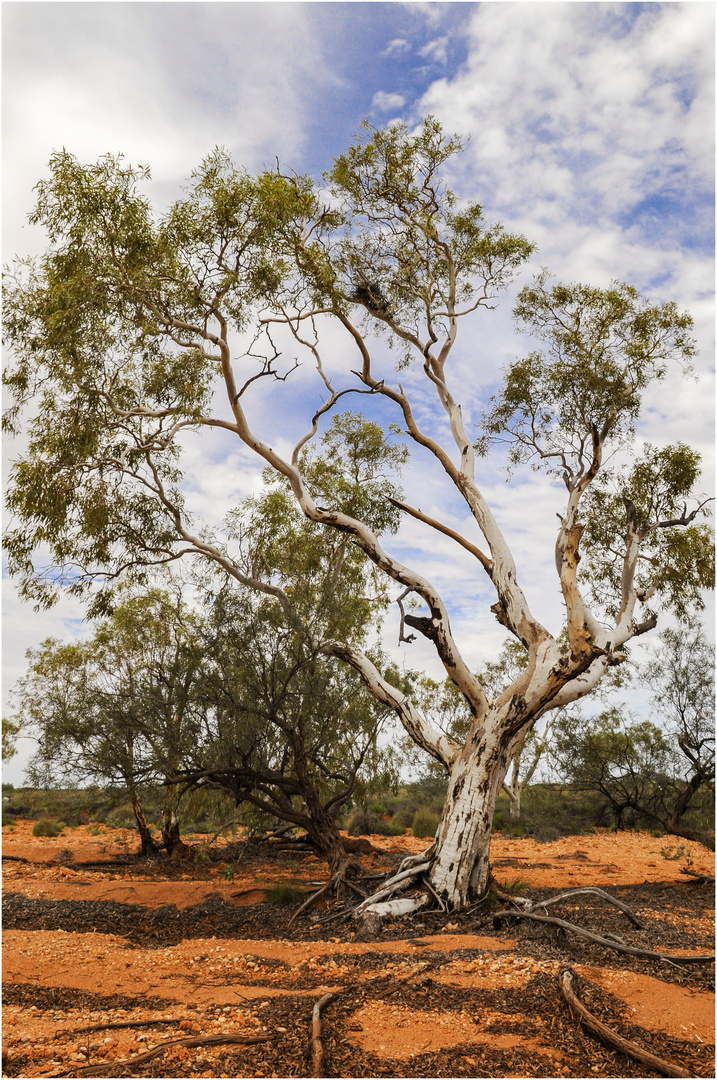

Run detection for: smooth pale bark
[[429, 721, 510, 904], [362, 896, 428, 918]]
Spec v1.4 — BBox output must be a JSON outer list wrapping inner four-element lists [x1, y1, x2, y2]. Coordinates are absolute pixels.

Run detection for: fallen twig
[[679, 866, 715, 885], [58, 1031, 273, 1076], [559, 966, 691, 1078], [493, 908, 715, 964], [529, 886, 645, 928], [58, 1018, 185, 1037], [309, 958, 435, 1076], [311, 992, 338, 1077]]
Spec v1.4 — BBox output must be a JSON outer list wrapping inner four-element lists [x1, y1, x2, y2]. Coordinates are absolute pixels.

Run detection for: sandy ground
[[2, 821, 714, 1077]]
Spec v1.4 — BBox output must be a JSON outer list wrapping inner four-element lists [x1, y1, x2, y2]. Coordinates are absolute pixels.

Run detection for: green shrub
[[411, 808, 440, 839], [348, 811, 392, 837], [2, 815, 16, 827], [106, 803, 137, 829], [32, 818, 64, 837], [86, 822, 103, 835], [220, 863, 235, 881], [389, 819, 408, 835], [390, 808, 416, 830], [369, 802, 386, 815], [499, 877, 530, 896], [267, 884, 305, 906]]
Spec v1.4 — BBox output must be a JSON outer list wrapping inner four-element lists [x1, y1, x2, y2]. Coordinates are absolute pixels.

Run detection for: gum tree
[[4, 119, 713, 909], [10, 588, 204, 855]]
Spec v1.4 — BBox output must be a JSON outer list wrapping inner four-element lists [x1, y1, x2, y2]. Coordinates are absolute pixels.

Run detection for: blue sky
[[3, 1, 714, 782]]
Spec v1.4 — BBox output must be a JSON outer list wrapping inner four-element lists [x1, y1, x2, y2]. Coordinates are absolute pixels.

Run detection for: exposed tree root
[[352, 861, 432, 915], [396, 843, 435, 875], [289, 858, 363, 925], [559, 966, 691, 1078], [58, 1032, 273, 1076], [494, 908, 715, 963], [528, 886, 645, 927]]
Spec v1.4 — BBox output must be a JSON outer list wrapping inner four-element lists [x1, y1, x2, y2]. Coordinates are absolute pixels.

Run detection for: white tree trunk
[[428, 729, 508, 906], [509, 786, 522, 820]]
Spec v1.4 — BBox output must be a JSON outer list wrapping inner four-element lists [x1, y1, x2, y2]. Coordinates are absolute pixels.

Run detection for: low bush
[[32, 818, 64, 837], [411, 807, 440, 839], [267, 884, 305, 906], [348, 811, 392, 837]]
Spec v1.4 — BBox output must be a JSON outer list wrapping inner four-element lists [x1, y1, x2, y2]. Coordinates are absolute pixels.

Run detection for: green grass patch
[[266, 884, 305, 906], [32, 818, 64, 838]]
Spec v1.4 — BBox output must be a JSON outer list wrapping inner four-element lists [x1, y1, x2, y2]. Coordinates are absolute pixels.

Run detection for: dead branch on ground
[[494, 908, 715, 964], [528, 886, 645, 927], [309, 961, 434, 1076], [58, 1031, 273, 1076], [559, 966, 691, 1078], [311, 992, 338, 1077], [58, 1018, 185, 1037], [679, 866, 715, 884]]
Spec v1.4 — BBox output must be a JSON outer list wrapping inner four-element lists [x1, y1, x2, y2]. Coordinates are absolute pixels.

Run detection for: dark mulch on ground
[[3, 969, 713, 1078], [1, 981, 177, 1013], [474, 881, 715, 991], [3, 871, 714, 1077]]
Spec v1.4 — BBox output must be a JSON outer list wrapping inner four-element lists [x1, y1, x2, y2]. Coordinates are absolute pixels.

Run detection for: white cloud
[[419, 3, 714, 233], [418, 36, 449, 64], [383, 38, 411, 56], [2, 3, 331, 261], [372, 91, 407, 112]]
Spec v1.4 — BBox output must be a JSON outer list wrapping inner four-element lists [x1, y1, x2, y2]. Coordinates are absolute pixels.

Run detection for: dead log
[[311, 992, 338, 1077], [559, 966, 691, 1078], [59, 1031, 273, 1076], [494, 908, 715, 964]]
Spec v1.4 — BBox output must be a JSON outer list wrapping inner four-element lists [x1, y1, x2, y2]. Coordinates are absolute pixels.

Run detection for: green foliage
[[32, 818, 64, 837], [411, 807, 440, 838], [477, 274, 711, 621], [582, 444, 714, 618], [2, 717, 22, 759], [266, 884, 305, 906], [328, 118, 533, 362], [659, 842, 692, 863], [499, 877, 530, 896], [551, 705, 715, 847], [219, 864, 235, 881], [486, 274, 696, 467], [348, 811, 392, 837]]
